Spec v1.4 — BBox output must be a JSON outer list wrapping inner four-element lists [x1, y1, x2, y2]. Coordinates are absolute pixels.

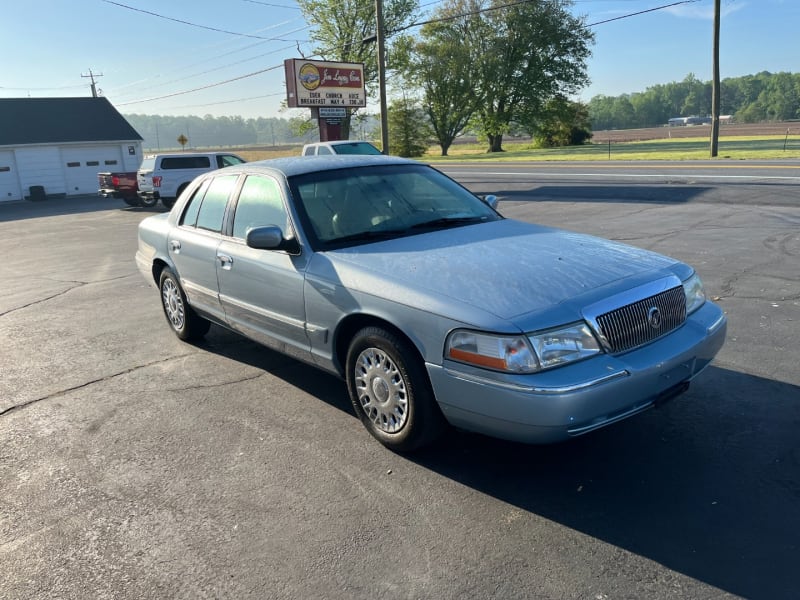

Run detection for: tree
[[387, 96, 432, 156], [394, 0, 481, 156], [526, 97, 591, 147], [296, 0, 417, 138], [471, 0, 593, 152]]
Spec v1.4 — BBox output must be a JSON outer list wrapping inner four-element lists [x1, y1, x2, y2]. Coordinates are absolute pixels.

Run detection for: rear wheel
[[346, 326, 445, 451], [122, 196, 140, 207], [159, 267, 210, 341], [140, 195, 158, 208]]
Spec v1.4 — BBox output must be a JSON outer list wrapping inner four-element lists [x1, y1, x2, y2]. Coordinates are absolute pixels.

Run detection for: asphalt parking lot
[[1, 168, 798, 600]]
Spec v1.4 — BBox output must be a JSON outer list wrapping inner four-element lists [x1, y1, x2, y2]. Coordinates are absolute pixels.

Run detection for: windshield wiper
[[330, 229, 408, 245], [409, 216, 487, 230]]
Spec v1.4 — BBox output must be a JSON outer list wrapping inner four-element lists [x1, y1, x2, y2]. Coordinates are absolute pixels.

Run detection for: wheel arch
[[333, 313, 427, 378], [151, 257, 170, 285]]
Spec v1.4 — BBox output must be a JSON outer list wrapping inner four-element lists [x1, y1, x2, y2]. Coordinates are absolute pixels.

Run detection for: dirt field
[[592, 121, 799, 142]]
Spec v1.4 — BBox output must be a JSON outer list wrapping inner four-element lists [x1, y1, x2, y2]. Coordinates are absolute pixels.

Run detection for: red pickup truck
[[97, 172, 139, 206]]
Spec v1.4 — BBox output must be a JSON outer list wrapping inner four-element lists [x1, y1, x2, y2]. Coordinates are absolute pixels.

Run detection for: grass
[[204, 134, 800, 163], [422, 135, 800, 162]]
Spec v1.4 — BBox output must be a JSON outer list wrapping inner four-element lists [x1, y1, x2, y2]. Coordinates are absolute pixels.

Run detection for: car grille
[[595, 285, 686, 353]]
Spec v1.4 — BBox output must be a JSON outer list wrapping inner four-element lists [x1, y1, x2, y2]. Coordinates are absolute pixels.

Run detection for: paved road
[[1, 165, 798, 599]]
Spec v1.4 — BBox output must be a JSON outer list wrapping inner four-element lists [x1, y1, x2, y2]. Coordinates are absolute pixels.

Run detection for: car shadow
[[410, 365, 800, 600], [193, 327, 799, 600], [0, 194, 167, 222]]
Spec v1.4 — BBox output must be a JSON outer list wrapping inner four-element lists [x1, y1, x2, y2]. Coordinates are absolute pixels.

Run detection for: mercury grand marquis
[[136, 155, 727, 451]]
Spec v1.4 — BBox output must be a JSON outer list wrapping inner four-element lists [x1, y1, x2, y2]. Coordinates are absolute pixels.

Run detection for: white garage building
[[0, 97, 143, 202]]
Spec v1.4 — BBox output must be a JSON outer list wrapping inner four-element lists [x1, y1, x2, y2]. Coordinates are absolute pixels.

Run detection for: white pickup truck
[[137, 152, 245, 209], [301, 141, 381, 156]]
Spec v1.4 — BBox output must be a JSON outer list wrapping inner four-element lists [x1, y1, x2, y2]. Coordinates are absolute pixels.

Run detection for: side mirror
[[483, 194, 498, 209], [246, 226, 301, 255]]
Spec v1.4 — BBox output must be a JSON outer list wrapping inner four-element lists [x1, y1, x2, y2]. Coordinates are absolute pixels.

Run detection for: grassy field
[[209, 124, 800, 163], [424, 135, 800, 162]]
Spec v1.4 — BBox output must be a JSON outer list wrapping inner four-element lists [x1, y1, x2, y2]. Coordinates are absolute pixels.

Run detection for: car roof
[[144, 151, 241, 158], [304, 140, 374, 147], [234, 154, 416, 178]]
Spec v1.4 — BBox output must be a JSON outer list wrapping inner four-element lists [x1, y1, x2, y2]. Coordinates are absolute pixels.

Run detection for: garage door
[[62, 146, 124, 196], [0, 151, 22, 202]]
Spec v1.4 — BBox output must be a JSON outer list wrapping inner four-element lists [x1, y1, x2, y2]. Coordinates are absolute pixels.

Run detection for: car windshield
[[331, 142, 382, 155], [289, 164, 501, 248]]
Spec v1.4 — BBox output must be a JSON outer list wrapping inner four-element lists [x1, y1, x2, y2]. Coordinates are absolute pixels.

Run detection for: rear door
[[168, 174, 239, 322], [216, 174, 311, 359]]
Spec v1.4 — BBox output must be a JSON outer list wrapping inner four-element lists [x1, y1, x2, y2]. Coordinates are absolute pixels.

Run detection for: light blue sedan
[[136, 155, 727, 451]]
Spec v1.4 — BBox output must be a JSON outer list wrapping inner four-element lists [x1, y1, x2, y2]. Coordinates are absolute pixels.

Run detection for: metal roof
[[0, 97, 143, 146]]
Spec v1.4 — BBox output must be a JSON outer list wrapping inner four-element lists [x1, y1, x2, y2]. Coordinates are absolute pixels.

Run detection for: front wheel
[[159, 267, 210, 341], [346, 326, 445, 452]]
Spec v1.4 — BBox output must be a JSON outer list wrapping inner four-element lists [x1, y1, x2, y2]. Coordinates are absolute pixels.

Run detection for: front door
[[216, 174, 311, 359]]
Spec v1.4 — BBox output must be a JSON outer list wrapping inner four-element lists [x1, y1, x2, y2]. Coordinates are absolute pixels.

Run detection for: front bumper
[[427, 301, 727, 444]]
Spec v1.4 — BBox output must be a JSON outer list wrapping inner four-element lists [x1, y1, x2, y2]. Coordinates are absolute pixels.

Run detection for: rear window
[[161, 156, 211, 169], [332, 142, 381, 155]]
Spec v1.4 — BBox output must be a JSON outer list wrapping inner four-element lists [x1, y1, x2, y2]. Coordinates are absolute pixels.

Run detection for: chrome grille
[[595, 286, 686, 353]]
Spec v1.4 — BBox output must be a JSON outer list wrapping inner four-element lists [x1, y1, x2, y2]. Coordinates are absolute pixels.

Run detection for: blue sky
[[0, 0, 797, 119]]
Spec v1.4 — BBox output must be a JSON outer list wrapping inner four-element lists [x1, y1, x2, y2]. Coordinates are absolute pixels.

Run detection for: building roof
[[0, 97, 143, 146]]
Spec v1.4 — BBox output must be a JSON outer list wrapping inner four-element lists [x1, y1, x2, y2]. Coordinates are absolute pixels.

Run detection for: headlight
[[446, 331, 539, 373], [528, 323, 602, 370], [446, 322, 601, 374], [682, 272, 706, 315]]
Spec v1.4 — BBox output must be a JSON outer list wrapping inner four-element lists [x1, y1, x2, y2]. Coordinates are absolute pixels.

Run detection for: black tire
[[163, 183, 187, 210], [158, 267, 210, 341], [122, 196, 141, 207], [140, 195, 159, 208], [346, 326, 446, 451]]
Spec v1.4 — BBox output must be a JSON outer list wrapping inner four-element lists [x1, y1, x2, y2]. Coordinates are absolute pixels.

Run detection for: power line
[[114, 64, 286, 106], [239, 0, 301, 7], [397, 0, 703, 34], [101, 0, 302, 40], [586, 0, 702, 26]]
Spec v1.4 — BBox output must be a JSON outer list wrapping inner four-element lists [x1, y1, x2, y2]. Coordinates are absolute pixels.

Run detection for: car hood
[[316, 219, 685, 329]]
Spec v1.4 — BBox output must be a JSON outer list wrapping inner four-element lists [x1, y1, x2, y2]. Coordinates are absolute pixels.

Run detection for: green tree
[[471, 0, 593, 152], [394, 0, 481, 156], [296, 0, 417, 138], [526, 97, 592, 147], [387, 96, 432, 156]]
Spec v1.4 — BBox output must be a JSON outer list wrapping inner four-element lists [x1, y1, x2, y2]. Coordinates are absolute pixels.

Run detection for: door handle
[[217, 254, 233, 269], [169, 240, 181, 252]]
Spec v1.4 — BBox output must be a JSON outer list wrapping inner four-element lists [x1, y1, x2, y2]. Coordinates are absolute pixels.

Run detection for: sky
[[0, 0, 797, 120]]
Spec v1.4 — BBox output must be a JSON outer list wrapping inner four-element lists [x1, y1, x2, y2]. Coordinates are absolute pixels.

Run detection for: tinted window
[[180, 179, 211, 227], [232, 176, 288, 239], [217, 154, 246, 168], [161, 156, 211, 169], [317, 146, 333, 155], [195, 175, 238, 232], [332, 142, 382, 155], [303, 147, 316, 156]]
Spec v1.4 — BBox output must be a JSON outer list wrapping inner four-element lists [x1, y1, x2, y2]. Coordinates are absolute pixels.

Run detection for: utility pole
[[710, 0, 721, 157], [82, 69, 103, 98], [375, 0, 389, 154]]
